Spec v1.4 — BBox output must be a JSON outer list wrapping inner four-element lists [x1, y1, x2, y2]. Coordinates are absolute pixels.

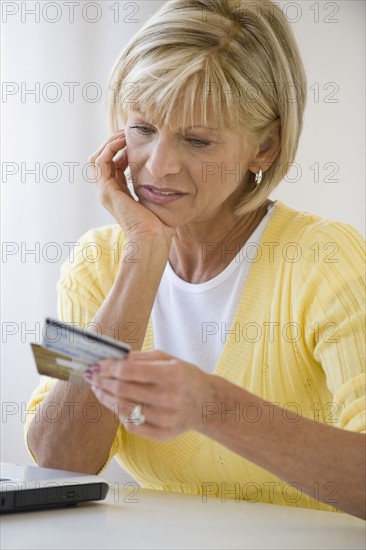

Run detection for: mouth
[[139, 185, 188, 205]]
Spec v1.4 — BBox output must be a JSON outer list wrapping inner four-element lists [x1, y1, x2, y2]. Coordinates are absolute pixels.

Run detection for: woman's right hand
[[88, 129, 176, 244]]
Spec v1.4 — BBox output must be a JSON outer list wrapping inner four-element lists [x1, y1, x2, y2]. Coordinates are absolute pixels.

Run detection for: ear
[[249, 118, 281, 175]]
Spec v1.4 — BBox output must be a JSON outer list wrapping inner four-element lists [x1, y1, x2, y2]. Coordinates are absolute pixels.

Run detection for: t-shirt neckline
[[165, 201, 278, 292]]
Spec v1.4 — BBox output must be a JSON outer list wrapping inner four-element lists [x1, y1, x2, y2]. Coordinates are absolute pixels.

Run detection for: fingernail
[[89, 363, 101, 372], [84, 365, 100, 377]]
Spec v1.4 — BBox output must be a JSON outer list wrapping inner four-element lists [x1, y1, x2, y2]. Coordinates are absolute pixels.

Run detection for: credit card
[[30, 343, 90, 386], [30, 318, 130, 385], [43, 318, 130, 364]]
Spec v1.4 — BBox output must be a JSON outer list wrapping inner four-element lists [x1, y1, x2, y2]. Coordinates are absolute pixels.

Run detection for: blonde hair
[[105, 0, 307, 216]]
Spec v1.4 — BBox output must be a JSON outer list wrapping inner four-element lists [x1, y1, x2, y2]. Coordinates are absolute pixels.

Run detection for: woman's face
[[125, 109, 255, 227]]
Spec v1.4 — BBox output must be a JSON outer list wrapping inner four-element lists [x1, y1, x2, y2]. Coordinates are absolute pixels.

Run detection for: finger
[[90, 386, 174, 429], [89, 130, 125, 163], [96, 358, 177, 384], [89, 384, 119, 416], [93, 137, 128, 183], [124, 403, 175, 428], [129, 349, 178, 361], [94, 136, 127, 168], [88, 377, 165, 408], [89, 131, 125, 168], [113, 148, 130, 186]]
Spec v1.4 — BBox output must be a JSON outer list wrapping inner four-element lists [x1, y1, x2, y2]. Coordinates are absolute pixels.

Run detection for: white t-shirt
[[152, 201, 277, 373]]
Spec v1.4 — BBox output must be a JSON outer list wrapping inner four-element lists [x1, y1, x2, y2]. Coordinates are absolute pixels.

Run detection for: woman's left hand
[[84, 350, 214, 441]]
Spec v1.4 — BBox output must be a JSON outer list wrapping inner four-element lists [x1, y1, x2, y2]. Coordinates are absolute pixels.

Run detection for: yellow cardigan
[[25, 200, 366, 512]]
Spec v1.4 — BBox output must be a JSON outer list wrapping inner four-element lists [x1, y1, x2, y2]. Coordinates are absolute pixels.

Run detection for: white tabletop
[[1, 486, 365, 550]]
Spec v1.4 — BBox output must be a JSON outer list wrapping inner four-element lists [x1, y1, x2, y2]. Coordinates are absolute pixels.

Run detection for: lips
[[139, 185, 187, 205], [144, 185, 185, 194]]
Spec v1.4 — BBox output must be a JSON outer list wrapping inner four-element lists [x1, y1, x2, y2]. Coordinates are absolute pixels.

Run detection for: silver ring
[[131, 404, 145, 425]]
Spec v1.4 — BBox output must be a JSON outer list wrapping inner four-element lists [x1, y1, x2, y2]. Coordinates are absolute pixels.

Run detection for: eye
[[187, 138, 210, 148], [128, 125, 211, 148], [128, 125, 154, 135]]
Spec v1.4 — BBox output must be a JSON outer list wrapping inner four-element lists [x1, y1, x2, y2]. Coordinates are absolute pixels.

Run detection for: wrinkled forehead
[[120, 80, 240, 135], [125, 104, 226, 135]]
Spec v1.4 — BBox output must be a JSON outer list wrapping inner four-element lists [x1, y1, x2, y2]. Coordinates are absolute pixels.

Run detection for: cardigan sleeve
[[295, 220, 366, 433], [24, 226, 125, 473]]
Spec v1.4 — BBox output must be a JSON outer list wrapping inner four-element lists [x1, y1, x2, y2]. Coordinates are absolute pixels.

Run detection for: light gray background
[[1, 1, 365, 486]]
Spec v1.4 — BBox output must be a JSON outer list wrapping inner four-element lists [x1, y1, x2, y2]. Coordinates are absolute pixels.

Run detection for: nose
[[145, 134, 181, 178]]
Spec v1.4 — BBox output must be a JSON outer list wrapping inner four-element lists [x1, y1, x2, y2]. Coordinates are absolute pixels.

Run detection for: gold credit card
[[30, 343, 91, 387], [31, 317, 130, 386]]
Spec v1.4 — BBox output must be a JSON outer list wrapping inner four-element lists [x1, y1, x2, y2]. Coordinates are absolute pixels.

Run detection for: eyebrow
[[183, 126, 220, 132], [130, 113, 221, 133]]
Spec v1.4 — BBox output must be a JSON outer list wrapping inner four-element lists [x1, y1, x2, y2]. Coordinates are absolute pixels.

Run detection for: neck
[[169, 199, 274, 283]]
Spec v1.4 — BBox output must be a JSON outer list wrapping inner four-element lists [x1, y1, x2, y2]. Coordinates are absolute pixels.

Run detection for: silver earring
[[255, 169, 263, 185]]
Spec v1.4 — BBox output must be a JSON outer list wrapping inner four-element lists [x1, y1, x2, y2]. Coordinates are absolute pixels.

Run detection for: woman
[[26, 0, 365, 518]]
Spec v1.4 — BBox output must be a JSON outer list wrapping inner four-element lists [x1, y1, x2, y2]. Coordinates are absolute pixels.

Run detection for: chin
[[142, 201, 186, 228]]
